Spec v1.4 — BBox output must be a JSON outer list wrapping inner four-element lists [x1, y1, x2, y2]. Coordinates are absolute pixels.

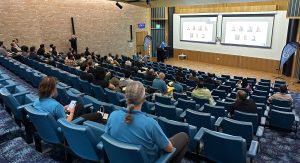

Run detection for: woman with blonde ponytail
[[105, 81, 189, 163]]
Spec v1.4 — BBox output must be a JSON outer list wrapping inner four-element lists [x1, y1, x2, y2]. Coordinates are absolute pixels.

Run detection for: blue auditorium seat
[[267, 109, 299, 132], [173, 92, 188, 100], [158, 117, 197, 151], [90, 83, 107, 102], [101, 133, 176, 163], [141, 100, 155, 114], [200, 104, 226, 119], [104, 88, 126, 107], [184, 109, 215, 130], [155, 94, 177, 105], [270, 99, 291, 108], [155, 102, 183, 122], [177, 98, 199, 111], [58, 119, 105, 162], [216, 100, 233, 111], [192, 97, 209, 107], [194, 128, 258, 163]]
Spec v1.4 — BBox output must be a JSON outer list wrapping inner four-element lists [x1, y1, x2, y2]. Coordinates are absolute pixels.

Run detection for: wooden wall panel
[[175, 0, 288, 14], [174, 48, 279, 73]]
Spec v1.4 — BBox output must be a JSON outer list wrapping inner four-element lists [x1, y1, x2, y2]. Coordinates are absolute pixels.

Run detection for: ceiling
[[110, 0, 275, 8]]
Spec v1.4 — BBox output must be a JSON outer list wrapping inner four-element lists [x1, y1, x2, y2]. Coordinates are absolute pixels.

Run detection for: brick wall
[[0, 0, 150, 56]]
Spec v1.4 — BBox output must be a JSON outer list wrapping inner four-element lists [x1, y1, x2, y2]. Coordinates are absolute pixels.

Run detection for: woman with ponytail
[[105, 81, 189, 163]]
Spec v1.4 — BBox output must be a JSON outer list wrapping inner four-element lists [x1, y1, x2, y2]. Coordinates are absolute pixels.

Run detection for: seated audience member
[[176, 68, 185, 79], [236, 80, 242, 88], [192, 80, 214, 105], [105, 81, 189, 163], [0, 41, 10, 56], [28, 46, 38, 60], [152, 72, 168, 94], [119, 70, 133, 88], [37, 44, 45, 56], [188, 70, 199, 83], [125, 60, 132, 67], [74, 53, 83, 66], [86, 59, 94, 74], [64, 53, 76, 67], [268, 84, 293, 105], [145, 69, 156, 81], [229, 90, 257, 115], [20, 45, 29, 57], [14, 38, 20, 48], [79, 63, 94, 83], [204, 73, 221, 87], [33, 77, 104, 123], [84, 47, 91, 57], [170, 76, 184, 93], [49, 44, 53, 53], [240, 78, 252, 93], [11, 42, 21, 53], [51, 46, 58, 56], [107, 53, 120, 66], [93, 67, 116, 90]]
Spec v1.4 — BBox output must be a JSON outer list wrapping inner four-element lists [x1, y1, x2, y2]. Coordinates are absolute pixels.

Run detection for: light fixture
[[116, 2, 123, 9]]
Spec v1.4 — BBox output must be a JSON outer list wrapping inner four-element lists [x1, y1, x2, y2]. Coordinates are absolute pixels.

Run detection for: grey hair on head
[[124, 81, 145, 124]]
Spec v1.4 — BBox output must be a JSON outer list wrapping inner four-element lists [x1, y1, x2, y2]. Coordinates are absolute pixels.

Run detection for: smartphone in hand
[[68, 100, 77, 110]]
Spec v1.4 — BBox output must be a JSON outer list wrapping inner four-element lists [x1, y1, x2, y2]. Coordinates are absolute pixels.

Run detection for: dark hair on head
[[40, 44, 44, 48], [175, 75, 181, 82], [50, 44, 53, 48], [237, 90, 247, 101], [280, 84, 288, 93], [21, 46, 29, 52], [67, 53, 73, 59], [0, 41, 3, 46], [191, 70, 197, 77], [197, 80, 204, 88], [124, 81, 145, 124], [124, 70, 131, 78], [30, 46, 35, 52], [94, 67, 107, 80], [38, 77, 57, 98], [86, 47, 89, 51], [241, 78, 248, 88], [80, 62, 87, 71]]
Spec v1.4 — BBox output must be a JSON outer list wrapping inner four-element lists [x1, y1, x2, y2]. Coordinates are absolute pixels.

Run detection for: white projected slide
[[181, 16, 217, 43], [221, 16, 274, 48]]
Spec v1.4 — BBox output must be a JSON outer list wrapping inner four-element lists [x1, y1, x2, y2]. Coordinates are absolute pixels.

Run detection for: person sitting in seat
[[152, 72, 168, 94], [105, 81, 189, 163], [119, 70, 133, 88], [229, 90, 257, 115], [79, 62, 94, 83], [33, 77, 104, 123], [93, 67, 116, 90], [64, 53, 76, 67], [268, 84, 293, 105], [188, 70, 199, 83], [192, 80, 214, 105], [170, 75, 183, 93]]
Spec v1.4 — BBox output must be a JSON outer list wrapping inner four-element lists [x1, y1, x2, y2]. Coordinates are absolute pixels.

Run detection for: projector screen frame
[[180, 15, 218, 44], [220, 14, 275, 49]]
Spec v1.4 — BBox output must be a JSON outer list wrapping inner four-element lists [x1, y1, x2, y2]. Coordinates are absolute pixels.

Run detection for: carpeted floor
[[0, 64, 299, 163]]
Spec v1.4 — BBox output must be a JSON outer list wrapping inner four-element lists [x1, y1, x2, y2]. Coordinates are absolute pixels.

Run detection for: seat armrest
[[264, 110, 269, 117], [260, 117, 266, 126], [155, 148, 176, 163], [175, 108, 183, 116], [83, 103, 93, 111], [17, 103, 33, 110], [247, 140, 259, 158], [196, 104, 200, 109], [198, 106, 204, 112], [256, 126, 264, 138], [12, 92, 28, 98], [194, 128, 205, 142], [96, 142, 104, 151], [71, 117, 85, 124], [295, 115, 299, 122], [214, 117, 223, 129], [179, 111, 186, 119]]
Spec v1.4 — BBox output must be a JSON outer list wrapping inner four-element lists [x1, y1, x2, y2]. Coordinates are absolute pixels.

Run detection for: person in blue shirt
[[171, 76, 184, 93], [33, 76, 104, 123], [152, 72, 168, 94], [105, 81, 189, 163]]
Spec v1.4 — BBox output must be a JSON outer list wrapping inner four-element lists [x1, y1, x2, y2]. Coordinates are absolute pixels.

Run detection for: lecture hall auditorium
[[0, 0, 300, 162]]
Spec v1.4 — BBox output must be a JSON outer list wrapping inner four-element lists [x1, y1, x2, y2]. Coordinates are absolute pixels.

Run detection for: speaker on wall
[[130, 25, 133, 42], [71, 17, 76, 35]]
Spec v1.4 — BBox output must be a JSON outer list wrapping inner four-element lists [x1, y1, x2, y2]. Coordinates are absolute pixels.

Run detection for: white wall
[[173, 11, 289, 60]]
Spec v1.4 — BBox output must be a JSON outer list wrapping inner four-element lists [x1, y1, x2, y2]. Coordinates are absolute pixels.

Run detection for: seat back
[[212, 89, 226, 99], [269, 110, 295, 130], [271, 105, 292, 112], [155, 95, 173, 105], [58, 118, 103, 161], [251, 95, 267, 104], [101, 133, 148, 163], [253, 89, 269, 97], [255, 85, 270, 92], [79, 79, 93, 96], [104, 88, 124, 106], [216, 100, 233, 111], [271, 99, 291, 107], [203, 104, 226, 119], [233, 111, 258, 131], [185, 109, 214, 130], [155, 103, 180, 121], [177, 98, 197, 111], [193, 97, 209, 107], [200, 128, 247, 163], [220, 118, 253, 145], [218, 85, 231, 94], [25, 106, 63, 144], [173, 92, 188, 100], [90, 83, 106, 102]]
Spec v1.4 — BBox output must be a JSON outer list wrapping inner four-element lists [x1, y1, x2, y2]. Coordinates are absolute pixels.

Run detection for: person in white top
[[119, 70, 133, 88], [268, 84, 293, 105]]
